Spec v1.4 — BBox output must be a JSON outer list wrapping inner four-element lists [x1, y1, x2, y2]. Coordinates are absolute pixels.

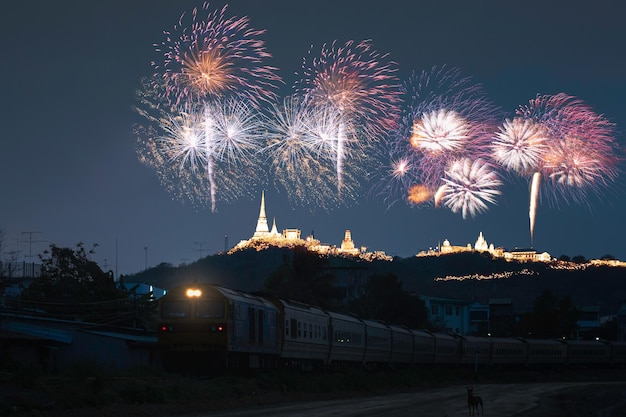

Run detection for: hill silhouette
[[127, 249, 626, 316]]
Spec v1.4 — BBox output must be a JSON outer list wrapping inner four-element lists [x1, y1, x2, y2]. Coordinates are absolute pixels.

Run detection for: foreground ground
[[1, 366, 625, 416]]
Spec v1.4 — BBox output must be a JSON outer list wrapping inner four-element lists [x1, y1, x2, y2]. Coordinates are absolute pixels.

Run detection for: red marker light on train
[[217, 325, 224, 332]]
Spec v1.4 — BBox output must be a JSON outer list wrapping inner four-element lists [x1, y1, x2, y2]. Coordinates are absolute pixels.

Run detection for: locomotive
[[157, 283, 626, 371]]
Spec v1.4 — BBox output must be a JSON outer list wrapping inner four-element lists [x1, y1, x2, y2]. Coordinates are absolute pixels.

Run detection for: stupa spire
[[253, 191, 270, 238]]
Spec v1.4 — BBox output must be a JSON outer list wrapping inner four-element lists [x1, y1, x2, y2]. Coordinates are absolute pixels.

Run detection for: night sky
[[2, 0, 625, 277]]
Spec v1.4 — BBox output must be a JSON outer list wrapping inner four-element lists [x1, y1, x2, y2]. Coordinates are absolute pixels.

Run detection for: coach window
[[290, 318, 297, 339]]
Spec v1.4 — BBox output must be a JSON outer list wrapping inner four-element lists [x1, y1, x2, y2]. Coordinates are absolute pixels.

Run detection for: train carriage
[[458, 335, 491, 367], [524, 338, 568, 366], [275, 299, 330, 367], [362, 320, 392, 366], [565, 339, 611, 365], [410, 329, 436, 365], [327, 311, 366, 366], [609, 341, 626, 365], [431, 332, 461, 365], [388, 325, 414, 366], [489, 337, 528, 366]]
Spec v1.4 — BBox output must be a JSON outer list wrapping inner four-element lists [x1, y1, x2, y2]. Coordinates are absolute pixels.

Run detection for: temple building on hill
[[230, 192, 392, 261], [417, 232, 552, 262]]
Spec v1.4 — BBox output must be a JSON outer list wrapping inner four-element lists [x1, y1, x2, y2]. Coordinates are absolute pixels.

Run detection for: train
[[157, 283, 626, 371]]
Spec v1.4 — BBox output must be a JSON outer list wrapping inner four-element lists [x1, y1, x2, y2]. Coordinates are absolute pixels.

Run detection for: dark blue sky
[[2, 0, 625, 276]]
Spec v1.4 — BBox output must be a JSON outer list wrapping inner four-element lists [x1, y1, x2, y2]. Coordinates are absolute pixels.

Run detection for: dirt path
[[187, 382, 626, 417]]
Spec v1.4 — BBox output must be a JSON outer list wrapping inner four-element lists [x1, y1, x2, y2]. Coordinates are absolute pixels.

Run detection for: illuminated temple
[[230, 192, 392, 261], [416, 231, 552, 262]]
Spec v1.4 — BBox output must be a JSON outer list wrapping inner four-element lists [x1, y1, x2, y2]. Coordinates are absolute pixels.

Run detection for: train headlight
[[186, 288, 202, 298]]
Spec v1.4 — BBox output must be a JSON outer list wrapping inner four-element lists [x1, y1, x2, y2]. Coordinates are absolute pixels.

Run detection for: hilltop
[[127, 249, 626, 315]]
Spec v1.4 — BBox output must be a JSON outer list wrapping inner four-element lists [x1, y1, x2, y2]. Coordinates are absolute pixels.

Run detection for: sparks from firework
[[373, 66, 500, 213], [296, 39, 401, 195], [434, 158, 502, 219], [494, 93, 621, 243], [139, 99, 265, 211], [264, 96, 361, 210], [153, 2, 281, 107]]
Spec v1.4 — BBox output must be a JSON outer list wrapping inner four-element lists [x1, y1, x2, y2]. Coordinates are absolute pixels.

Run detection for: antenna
[[224, 235, 228, 252]]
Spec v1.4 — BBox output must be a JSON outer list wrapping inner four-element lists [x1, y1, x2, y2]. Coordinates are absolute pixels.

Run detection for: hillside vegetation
[[127, 249, 626, 315]]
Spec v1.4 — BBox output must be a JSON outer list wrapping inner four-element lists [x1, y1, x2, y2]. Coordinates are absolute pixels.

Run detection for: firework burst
[[137, 99, 266, 211], [296, 39, 401, 195], [152, 2, 281, 107], [435, 158, 503, 219], [263, 96, 362, 210], [494, 93, 621, 242], [372, 66, 501, 214]]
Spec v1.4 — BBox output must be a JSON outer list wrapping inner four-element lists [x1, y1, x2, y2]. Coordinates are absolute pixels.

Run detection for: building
[[420, 295, 471, 335], [417, 232, 551, 262], [231, 192, 391, 261]]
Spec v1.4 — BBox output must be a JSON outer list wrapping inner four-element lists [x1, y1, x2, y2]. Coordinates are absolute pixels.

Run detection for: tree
[[521, 289, 579, 339], [347, 273, 428, 329], [22, 242, 125, 303], [263, 246, 337, 309], [572, 255, 587, 264]]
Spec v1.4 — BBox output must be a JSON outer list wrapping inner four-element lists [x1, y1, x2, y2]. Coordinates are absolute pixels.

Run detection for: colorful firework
[[493, 93, 621, 242], [369, 137, 422, 208], [137, 98, 266, 212], [372, 66, 501, 214], [263, 96, 362, 210], [296, 39, 402, 194], [152, 2, 281, 107], [491, 117, 549, 174], [434, 158, 502, 219]]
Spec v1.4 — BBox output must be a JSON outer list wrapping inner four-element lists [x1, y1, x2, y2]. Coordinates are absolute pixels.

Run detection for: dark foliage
[[20, 243, 137, 324], [262, 246, 339, 309], [518, 289, 580, 339], [346, 273, 429, 328]]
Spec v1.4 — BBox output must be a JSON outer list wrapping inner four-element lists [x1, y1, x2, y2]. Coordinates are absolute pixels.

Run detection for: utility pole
[[194, 241, 209, 258], [18, 231, 46, 262]]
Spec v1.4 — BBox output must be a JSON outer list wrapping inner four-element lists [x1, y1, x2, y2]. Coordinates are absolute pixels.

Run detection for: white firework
[[410, 109, 470, 154], [492, 117, 548, 174], [436, 158, 502, 219]]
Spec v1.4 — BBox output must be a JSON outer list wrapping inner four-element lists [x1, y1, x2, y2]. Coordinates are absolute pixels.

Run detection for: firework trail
[[295, 39, 402, 196], [263, 96, 362, 210], [372, 66, 501, 214], [434, 157, 502, 219], [137, 99, 266, 211], [492, 93, 621, 243], [152, 2, 281, 107]]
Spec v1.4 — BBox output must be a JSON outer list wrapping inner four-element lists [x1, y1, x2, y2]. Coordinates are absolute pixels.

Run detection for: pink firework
[[372, 66, 501, 210], [503, 93, 622, 242], [295, 39, 401, 195], [296, 39, 402, 137], [153, 2, 281, 107]]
